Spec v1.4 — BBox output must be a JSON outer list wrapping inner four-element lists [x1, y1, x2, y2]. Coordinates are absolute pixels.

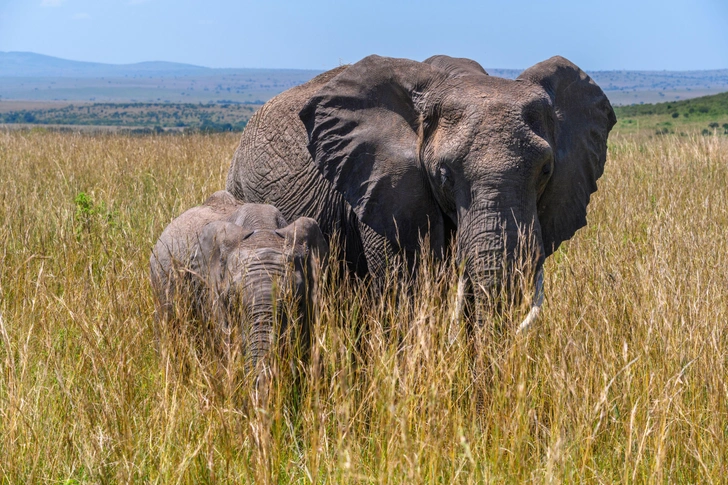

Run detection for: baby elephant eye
[[542, 163, 552, 176]]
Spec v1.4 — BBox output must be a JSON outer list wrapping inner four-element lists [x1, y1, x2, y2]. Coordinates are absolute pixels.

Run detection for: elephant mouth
[[457, 219, 545, 332], [455, 265, 544, 333]]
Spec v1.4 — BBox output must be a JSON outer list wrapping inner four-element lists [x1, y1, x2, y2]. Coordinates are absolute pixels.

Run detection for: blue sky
[[1, 0, 727, 71]]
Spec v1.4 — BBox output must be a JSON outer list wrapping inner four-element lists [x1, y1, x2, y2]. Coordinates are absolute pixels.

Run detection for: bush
[[73, 191, 120, 237]]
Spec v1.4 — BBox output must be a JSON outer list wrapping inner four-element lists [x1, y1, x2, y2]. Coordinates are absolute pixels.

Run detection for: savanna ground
[[1, 128, 726, 483]]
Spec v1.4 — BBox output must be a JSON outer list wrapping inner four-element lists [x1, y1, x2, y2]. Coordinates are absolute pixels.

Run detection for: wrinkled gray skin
[[150, 191, 328, 373], [226, 55, 616, 322]]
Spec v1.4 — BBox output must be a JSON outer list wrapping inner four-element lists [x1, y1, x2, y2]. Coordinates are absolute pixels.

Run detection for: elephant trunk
[[457, 205, 544, 328], [227, 252, 290, 375], [246, 298, 276, 371]]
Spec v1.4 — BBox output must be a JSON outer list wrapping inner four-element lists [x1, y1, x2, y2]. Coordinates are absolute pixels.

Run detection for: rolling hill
[[0, 51, 209, 77], [0, 51, 321, 104], [1, 52, 727, 106]]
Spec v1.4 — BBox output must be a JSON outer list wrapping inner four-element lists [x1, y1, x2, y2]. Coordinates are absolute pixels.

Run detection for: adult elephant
[[226, 55, 616, 329]]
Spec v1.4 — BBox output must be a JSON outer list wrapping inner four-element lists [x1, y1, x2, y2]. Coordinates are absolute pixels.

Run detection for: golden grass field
[[1, 130, 727, 483]]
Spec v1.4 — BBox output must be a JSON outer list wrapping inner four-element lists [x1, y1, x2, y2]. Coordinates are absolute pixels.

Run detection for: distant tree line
[[615, 91, 728, 118], [0, 102, 254, 132]]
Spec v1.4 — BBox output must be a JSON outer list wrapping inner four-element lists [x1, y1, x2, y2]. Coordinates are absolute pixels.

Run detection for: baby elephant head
[[190, 215, 328, 375]]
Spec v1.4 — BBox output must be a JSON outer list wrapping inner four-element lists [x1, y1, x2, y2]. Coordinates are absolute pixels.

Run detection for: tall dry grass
[[0, 130, 726, 483]]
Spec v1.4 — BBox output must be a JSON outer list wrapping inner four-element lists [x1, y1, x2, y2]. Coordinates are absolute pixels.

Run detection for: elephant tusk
[[448, 272, 467, 344], [516, 267, 544, 334]]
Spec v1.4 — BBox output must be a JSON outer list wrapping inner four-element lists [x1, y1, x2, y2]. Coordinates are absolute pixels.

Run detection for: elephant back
[[226, 66, 347, 208], [226, 65, 371, 275]]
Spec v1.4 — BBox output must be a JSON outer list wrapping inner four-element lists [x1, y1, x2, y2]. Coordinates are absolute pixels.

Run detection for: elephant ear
[[423, 55, 489, 78], [276, 217, 329, 264], [299, 55, 447, 251], [276, 217, 329, 314], [518, 56, 616, 257], [191, 221, 254, 289]]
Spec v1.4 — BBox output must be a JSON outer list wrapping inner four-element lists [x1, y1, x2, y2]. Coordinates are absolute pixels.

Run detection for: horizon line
[[3, 50, 728, 74]]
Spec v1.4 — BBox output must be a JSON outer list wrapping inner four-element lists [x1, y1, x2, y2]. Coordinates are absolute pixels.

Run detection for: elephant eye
[[439, 164, 453, 187], [538, 147, 554, 179]]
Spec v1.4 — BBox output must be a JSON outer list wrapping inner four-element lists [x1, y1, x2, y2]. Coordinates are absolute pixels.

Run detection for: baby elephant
[[150, 190, 328, 376]]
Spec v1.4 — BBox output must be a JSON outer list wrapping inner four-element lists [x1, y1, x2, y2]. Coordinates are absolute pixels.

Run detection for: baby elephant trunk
[[228, 249, 302, 378], [246, 296, 277, 373]]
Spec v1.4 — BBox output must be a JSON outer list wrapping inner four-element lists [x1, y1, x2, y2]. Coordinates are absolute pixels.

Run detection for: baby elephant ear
[[191, 221, 253, 283], [275, 217, 329, 262], [518, 56, 617, 257], [277, 218, 329, 308]]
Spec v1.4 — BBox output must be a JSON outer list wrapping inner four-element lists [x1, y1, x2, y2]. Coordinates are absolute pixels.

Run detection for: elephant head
[[299, 54, 615, 325], [190, 215, 328, 372]]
